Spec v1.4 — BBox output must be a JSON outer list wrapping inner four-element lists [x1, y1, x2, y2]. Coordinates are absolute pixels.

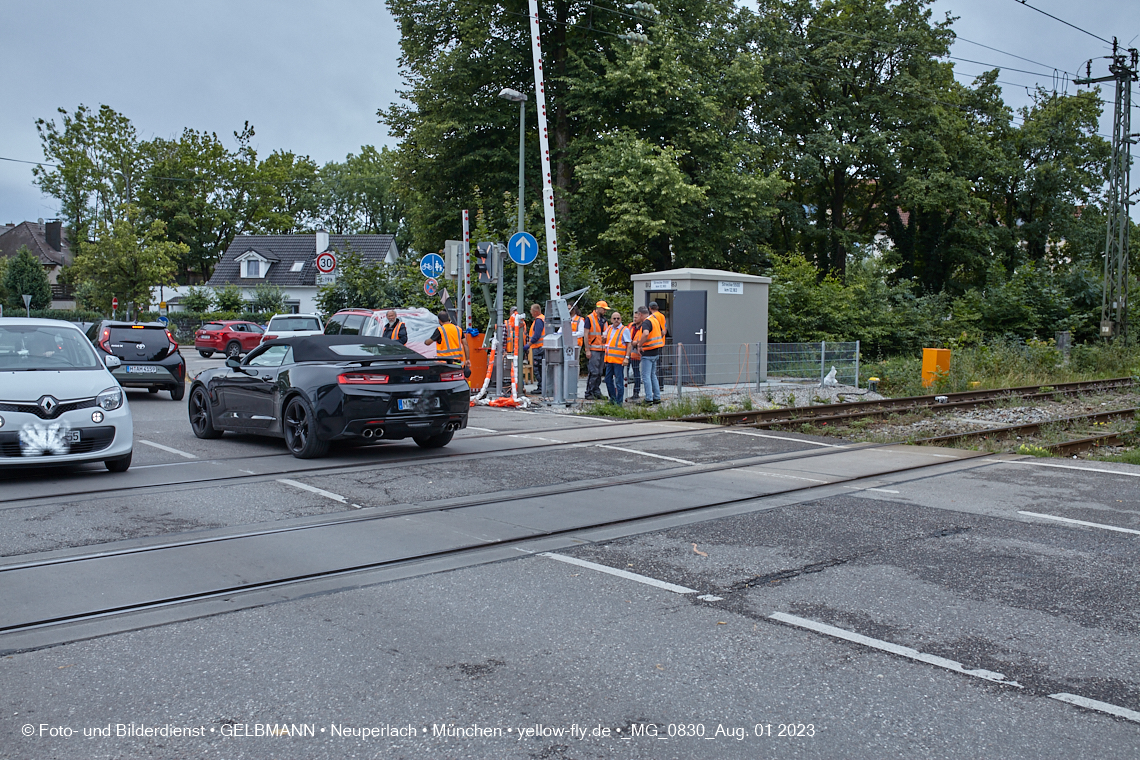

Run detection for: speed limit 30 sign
[[316, 251, 337, 274]]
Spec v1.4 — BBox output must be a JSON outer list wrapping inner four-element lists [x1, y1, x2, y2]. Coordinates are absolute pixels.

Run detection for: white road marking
[[542, 553, 698, 594], [595, 444, 695, 465], [509, 434, 567, 443], [1049, 693, 1140, 723], [138, 439, 197, 459], [1018, 511, 1140, 536], [696, 594, 724, 602], [769, 612, 1022, 687], [277, 479, 347, 504], [984, 459, 1140, 477], [725, 430, 844, 447], [843, 486, 900, 494], [465, 426, 498, 433], [738, 468, 829, 483], [930, 454, 958, 458], [132, 461, 203, 469]]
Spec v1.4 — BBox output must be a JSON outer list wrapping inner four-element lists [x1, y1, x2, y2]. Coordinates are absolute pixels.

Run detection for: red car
[[194, 321, 265, 358]]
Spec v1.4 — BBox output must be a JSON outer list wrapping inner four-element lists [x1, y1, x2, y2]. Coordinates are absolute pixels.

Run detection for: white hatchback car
[[0, 319, 133, 472], [260, 313, 325, 344]]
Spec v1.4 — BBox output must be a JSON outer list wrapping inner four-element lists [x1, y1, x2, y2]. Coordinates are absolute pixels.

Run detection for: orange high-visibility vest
[[571, 315, 585, 347], [641, 317, 665, 351], [436, 323, 464, 361], [586, 312, 605, 349], [384, 319, 405, 343], [502, 319, 516, 353], [628, 322, 642, 360], [650, 311, 667, 337], [529, 313, 545, 347], [604, 325, 629, 364]]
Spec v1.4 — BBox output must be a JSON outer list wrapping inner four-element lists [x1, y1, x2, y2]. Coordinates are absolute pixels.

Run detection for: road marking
[[133, 461, 203, 469], [769, 612, 1022, 687], [843, 486, 901, 494], [542, 553, 698, 594], [1018, 511, 1140, 536], [465, 426, 498, 433], [595, 444, 695, 465], [138, 440, 197, 459], [725, 430, 844, 447], [277, 479, 348, 504], [985, 459, 1140, 477], [509, 434, 566, 443], [696, 594, 724, 602], [1049, 693, 1140, 723], [738, 468, 829, 483]]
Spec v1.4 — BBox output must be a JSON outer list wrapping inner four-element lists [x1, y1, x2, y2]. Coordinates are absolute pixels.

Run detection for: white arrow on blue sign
[[507, 232, 539, 266], [419, 253, 446, 278]]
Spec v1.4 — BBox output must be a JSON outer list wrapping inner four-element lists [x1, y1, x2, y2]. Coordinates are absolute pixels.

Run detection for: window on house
[[291, 262, 304, 272], [246, 260, 260, 278]]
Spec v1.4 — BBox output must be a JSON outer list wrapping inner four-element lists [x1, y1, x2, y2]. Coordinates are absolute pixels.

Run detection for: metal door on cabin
[[671, 290, 707, 385]]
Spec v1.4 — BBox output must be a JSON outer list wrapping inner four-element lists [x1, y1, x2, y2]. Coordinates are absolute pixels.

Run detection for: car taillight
[[166, 329, 179, 352], [441, 370, 465, 382], [264, 335, 278, 341], [338, 373, 389, 385], [99, 328, 111, 353]]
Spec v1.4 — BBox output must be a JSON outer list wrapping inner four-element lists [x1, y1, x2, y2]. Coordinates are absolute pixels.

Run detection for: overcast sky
[[2, 0, 1138, 224]]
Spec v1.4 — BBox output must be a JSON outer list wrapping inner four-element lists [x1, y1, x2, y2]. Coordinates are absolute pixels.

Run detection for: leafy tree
[[33, 104, 145, 254], [3, 247, 53, 311], [0, 256, 8, 307], [214, 284, 245, 312], [71, 208, 185, 313], [318, 146, 409, 250], [251, 283, 286, 314], [181, 285, 214, 312]]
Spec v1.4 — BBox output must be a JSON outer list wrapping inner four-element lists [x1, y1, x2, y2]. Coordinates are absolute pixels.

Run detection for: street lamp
[[498, 87, 528, 313]]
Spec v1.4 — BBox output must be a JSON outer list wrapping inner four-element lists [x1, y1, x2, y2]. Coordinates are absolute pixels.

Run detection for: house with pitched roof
[[0, 220, 76, 307], [162, 229, 398, 314]]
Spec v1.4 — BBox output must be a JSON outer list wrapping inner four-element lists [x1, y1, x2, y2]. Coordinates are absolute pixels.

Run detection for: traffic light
[[475, 242, 497, 284]]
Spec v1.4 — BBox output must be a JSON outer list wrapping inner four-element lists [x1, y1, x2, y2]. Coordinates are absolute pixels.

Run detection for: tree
[[3, 247, 53, 311], [33, 104, 145, 254], [214, 284, 245, 312], [70, 207, 185, 313], [317, 146, 409, 251], [251, 283, 286, 314], [181, 286, 214, 312]]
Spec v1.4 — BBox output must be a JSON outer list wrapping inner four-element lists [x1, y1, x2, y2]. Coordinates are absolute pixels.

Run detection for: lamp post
[[498, 87, 527, 314]]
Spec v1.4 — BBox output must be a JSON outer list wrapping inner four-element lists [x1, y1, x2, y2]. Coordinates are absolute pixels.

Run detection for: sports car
[[187, 335, 470, 458]]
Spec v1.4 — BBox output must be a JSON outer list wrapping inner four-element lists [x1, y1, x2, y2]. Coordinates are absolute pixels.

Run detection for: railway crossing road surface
[[2, 393, 1140, 759]]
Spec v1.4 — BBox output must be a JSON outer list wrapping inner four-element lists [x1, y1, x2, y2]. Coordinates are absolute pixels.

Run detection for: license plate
[[125, 365, 158, 373], [397, 397, 439, 411], [65, 430, 81, 443]]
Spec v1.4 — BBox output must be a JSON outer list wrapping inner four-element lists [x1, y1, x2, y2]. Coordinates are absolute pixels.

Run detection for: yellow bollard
[[921, 348, 951, 388]]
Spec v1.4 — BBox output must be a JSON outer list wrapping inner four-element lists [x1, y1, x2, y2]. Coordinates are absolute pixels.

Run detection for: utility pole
[[1075, 40, 1138, 341]]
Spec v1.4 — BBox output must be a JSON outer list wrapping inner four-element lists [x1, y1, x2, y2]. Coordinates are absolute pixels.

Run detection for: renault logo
[[38, 396, 59, 415]]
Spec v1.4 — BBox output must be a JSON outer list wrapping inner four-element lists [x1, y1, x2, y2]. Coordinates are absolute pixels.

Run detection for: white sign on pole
[[650, 280, 676, 291], [316, 273, 337, 285], [717, 281, 744, 295]]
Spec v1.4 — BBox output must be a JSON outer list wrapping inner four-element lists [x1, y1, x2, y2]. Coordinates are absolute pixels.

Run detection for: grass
[[866, 340, 1140, 399], [580, 395, 720, 420], [1094, 449, 1140, 465]]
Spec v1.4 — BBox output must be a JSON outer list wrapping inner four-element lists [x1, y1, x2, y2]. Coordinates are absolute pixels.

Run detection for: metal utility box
[[630, 268, 771, 385]]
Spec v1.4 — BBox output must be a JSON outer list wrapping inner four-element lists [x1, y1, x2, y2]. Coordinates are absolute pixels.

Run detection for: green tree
[[317, 146, 409, 250], [181, 285, 214, 312], [214, 284, 245, 312], [70, 208, 185, 313], [251, 283, 286, 314], [4, 247, 53, 311]]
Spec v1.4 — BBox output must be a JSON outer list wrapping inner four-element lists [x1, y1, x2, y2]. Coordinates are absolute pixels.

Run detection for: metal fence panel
[[766, 341, 859, 386]]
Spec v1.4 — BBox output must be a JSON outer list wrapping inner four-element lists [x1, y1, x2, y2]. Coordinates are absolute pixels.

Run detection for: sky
[[2, 0, 1138, 225]]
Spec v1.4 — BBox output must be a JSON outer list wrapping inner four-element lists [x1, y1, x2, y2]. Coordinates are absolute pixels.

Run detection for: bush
[[4, 246, 52, 311], [214, 284, 245, 312], [250, 283, 285, 314], [181, 286, 214, 312]]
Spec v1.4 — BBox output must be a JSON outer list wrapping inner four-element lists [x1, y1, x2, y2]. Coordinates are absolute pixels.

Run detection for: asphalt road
[[2, 391, 1139, 759]]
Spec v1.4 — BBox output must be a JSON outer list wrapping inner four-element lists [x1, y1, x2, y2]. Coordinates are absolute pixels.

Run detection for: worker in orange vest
[[648, 301, 667, 337], [523, 303, 546, 395], [635, 306, 664, 404], [627, 314, 642, 400], [584, 300, 608, 400], [426, 310, 470, 377], [602, 311, 631, 405], [381, 310, 407, 344]]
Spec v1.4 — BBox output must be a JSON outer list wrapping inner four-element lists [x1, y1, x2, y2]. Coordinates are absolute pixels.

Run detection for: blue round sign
[[419, 253, 446, 278], [157, 316, 170, 327], [507, 232, 539, 266]]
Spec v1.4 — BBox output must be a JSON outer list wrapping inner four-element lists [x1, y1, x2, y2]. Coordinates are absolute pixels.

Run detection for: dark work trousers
[[585, 350, 604, 398], [532, 349, 544, 394], [630, 359, 641, 398]]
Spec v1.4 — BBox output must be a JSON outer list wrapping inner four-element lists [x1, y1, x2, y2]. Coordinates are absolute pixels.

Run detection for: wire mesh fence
[[766, 341, 859, 386]]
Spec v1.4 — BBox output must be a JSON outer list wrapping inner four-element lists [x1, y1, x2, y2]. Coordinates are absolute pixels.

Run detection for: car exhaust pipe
[[361, 428, 373, 439], [362, 426, 383, 439]]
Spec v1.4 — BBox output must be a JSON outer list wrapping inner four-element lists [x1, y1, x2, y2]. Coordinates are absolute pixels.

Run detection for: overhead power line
[[1011, 0, 1113, 46]]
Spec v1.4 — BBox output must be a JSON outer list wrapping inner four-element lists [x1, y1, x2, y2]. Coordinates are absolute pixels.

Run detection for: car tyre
[[284, 396, 329, 459], [413, 430, 454, 449], [198, 350, 214, 358], [225, 341, 242, 359], [169, 382, 185, 401], [105, 451, 132, 473], [189, 385, 223, 439]]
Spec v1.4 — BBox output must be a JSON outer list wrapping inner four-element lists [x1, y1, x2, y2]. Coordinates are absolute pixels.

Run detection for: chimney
[[315, 227, 329, 254], [45, 220, 62, 251]]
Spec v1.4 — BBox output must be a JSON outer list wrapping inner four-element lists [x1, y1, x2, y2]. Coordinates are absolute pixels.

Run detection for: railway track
[[915, 407, 1137, 454], [676, 377, 1135, 429]]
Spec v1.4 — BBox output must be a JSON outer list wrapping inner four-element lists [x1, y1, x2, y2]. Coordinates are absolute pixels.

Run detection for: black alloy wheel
[[225, 341, 242, 359], [199, 350, 214, 358], [413, 429, 454, 449], [283, 396, 329, 459], [189, 386, 223, 439]]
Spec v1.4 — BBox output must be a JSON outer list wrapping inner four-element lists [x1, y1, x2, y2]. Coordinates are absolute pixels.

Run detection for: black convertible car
[[187, 335, 470, 458]]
